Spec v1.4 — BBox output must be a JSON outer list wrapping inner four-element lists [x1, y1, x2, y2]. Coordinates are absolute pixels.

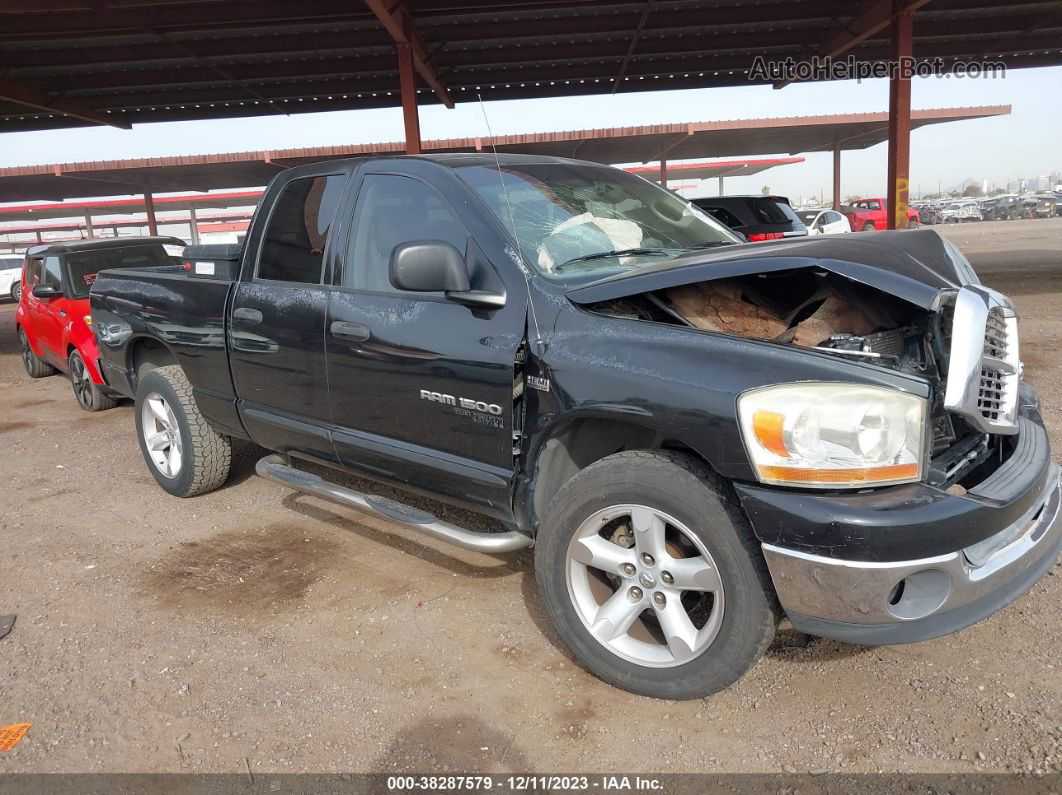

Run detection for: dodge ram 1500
[[90, 154, 1061, 699]]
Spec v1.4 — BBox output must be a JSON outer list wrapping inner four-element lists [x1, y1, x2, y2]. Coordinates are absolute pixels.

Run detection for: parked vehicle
[[979, 195, 1022, 222], [911, 203, 943, 225], [1032, 195, 1057, 218], [0, 255, 23, 301], [690, 195, 808, 240], [15, 237, 184, 411], [90, 155, 1061, 700], [796, 208, 851, 235], [843, 197, 921, 231], [941, 200, 982, 223]]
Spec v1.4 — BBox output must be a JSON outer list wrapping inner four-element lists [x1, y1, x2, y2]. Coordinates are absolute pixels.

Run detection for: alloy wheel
[[19, 330, 34, 374], [565, 504, 725, 668], [70, 354, 92, 409], [141, 392, 183, 479]]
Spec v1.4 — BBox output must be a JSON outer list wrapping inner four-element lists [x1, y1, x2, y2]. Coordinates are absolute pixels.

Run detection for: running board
[[255, 454, 532, 554]]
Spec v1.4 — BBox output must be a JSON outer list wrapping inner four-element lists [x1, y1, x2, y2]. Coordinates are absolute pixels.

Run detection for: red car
[[844, 197, 921, 231], [16, 237, 184, 411]]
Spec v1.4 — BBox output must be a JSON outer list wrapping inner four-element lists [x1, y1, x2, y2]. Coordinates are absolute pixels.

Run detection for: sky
[[1, 65, 1060, 205]]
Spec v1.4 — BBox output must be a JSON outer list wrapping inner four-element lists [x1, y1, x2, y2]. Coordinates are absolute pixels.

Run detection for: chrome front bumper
[[762, 465, 1062, 645]]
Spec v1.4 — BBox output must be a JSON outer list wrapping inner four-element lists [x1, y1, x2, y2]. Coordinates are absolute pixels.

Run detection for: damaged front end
[[571, 260, 1022, 492]]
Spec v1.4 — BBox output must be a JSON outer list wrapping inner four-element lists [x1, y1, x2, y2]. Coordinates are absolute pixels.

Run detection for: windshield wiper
[[556, 247, 674, 270], [679, 240, 736, 251]]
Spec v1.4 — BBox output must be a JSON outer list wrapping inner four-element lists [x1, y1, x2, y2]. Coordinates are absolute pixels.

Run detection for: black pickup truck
[[90, 154, 1061, 699]]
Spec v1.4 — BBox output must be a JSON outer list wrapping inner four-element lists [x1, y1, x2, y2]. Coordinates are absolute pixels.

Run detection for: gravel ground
[[0, 219, 1060, 774]]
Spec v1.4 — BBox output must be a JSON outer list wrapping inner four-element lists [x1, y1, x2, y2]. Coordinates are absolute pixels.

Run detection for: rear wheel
[[19, 327, 55, 378], [862, 221, 876, 231], [535, 450, 779, 699], [908, 218, 919, 229], [10, 281, 19, 302], [69, 350, 117, 412], [135, 365, 232, 497]]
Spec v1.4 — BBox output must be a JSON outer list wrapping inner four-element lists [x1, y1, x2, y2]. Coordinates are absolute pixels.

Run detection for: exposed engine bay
[[586, 268, 970, 456]]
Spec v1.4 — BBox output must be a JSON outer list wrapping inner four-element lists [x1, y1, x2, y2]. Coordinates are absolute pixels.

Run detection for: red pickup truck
[[844, 198, 921, 231]]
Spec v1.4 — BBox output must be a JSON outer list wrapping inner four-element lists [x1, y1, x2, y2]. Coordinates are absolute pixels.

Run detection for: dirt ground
[[0, 219, 1060, 775]]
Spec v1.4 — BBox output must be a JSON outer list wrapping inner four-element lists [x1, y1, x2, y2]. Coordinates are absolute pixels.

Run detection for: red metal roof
[[0, 107, 1010, 203], [625, 156, 805, 181]]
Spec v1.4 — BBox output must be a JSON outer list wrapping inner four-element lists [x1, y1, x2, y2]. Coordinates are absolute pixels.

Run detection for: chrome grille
[[943, 287, 1020, 435]]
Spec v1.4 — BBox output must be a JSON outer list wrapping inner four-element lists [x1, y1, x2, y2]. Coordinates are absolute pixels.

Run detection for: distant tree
[[843, 194, 862, 204], [962, 185, 984, 197], [760, 185, 770, 196], [988, 186, 1005, 196]]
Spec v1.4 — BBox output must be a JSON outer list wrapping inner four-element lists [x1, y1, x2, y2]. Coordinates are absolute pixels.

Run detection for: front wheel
[[10, 281, 20, 302], [862, 222, 876, 231], [134, 365, 232, 497], [69, 350, 117, 412], [535, 450, 779, 699], [908, 218, 919, 228]]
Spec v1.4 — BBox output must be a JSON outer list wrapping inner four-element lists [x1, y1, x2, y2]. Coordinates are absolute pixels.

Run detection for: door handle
[[232, 307, 263, 325], [330, 320, 371, 341]]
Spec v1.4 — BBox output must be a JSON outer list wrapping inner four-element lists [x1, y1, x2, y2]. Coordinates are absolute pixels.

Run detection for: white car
[[0, 256, 23, 302], [942, 201, 982, 223], [797, 208, 852, 235]]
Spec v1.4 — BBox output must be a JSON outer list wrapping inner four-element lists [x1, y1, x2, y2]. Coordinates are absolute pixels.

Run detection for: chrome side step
[[255, 454, 533, 554]]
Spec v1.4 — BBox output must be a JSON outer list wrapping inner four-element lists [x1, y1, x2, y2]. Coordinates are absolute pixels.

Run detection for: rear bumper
[[763, 468, 1062, 645]]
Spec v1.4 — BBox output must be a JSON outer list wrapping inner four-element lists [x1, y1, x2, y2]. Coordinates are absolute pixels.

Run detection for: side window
[[343, 174, 468, 293], [700, 206, 743, 229], [257, 174, 346, 284], [26, 257, 43, 286], [866, 200, 881, 211], [42, 255, 63, 290]]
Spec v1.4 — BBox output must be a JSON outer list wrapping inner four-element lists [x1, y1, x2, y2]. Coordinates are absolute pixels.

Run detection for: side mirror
[[31, 284, 62, 299], [390, 240, 470, 293]]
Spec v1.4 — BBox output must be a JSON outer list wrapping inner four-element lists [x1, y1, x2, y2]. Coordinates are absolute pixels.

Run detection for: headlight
[[83, 314, 93, 328], [738, 383, 926, 488]]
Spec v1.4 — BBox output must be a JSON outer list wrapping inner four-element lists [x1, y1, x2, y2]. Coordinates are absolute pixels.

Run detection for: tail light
[[747, 232, 785, 242]]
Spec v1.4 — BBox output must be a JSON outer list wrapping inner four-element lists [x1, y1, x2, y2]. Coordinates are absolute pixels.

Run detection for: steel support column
[[659, 157, 667, 186], [832, 143, 842, 210], [84, 211, 94, 239], [189, 206, 200, 245], [718, 176, 724, 196], [398, 42, 421, 155], [886, 2, 913, 230], [143, 189, 158, 235]]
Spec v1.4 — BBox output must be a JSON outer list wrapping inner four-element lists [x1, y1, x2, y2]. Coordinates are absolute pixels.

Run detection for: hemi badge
[[528, 376, 551, 392]]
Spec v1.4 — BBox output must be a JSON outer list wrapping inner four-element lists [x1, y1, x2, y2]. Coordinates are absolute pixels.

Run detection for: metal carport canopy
[[0, 0, 1056, 133], [0, 107, 1010, 203]]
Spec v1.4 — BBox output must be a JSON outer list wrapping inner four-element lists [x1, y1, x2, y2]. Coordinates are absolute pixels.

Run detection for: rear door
[[228, 169, 351, 463], [325, 166, 524, 516]]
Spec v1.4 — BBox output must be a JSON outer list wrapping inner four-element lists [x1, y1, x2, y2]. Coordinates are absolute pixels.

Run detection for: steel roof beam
[[0, 75, 130, 129], [363, 0, 454, 108], [774, 0, 934, 89]]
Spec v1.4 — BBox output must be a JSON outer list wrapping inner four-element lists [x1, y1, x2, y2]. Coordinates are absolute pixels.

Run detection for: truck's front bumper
[[736, 392, 1062, 645], [761, 468, 1061, 645]]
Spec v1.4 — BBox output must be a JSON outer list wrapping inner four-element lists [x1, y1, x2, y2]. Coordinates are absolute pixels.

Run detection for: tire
[[862, 222, 876, 231], [18, 327, 56, 378], [10, 281, 19, 303], [908, 218, 919, 229], [69, 350, 117, 412], [535, 450, 779, 700], [134, 364, 232, 497]]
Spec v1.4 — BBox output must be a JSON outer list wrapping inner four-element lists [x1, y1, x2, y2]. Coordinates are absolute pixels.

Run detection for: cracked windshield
[[457, 162, 740, 280]]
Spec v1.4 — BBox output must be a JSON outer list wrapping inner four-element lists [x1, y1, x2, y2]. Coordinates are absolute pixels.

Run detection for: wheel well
[[527, 417, 710, 527], [128, 337, 178, 385]]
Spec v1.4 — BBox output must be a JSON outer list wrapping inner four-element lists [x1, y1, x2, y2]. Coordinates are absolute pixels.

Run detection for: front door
[[30, 254, 71, 367], [325, 171, 525, 516], [229, 171, 349, 463]]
